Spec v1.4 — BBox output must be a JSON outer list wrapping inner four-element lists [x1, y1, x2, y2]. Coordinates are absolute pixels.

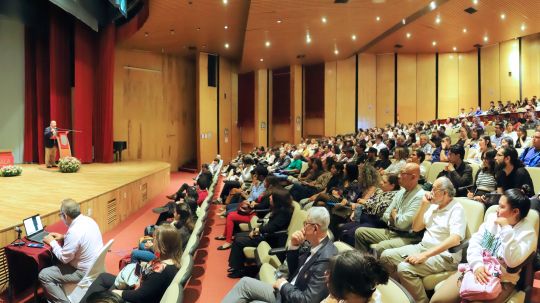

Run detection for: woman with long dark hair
[[467, 149, 498, 204]]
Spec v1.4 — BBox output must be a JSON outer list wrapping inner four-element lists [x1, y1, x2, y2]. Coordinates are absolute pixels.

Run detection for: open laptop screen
[[23, 215, 44, 237]]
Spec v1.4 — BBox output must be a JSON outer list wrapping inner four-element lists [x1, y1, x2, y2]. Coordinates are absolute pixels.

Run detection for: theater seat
[[377, 277, 415, 303], [62, 239, 115, 303], [467, 162, 480, 183], [421, 198, 485, 291], [160, 281, 183, 303], [427, 162, 447, 183], [333, 241, 354, 253], [525, 167, 540, 194]]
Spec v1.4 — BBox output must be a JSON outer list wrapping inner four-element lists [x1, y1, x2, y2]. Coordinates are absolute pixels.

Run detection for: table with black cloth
[[4, 221, 67, 302]]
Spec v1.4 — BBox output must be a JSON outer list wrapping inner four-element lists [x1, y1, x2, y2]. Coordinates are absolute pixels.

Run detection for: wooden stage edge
[[0, 161, 171, 248]]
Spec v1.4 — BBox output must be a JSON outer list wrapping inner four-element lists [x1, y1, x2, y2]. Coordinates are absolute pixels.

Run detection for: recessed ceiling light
[[472, 0, 478, 4], [376, 16, 381, 22], [222, 0, 228, 4], [306, 33, 311, 44], [224, 43, 229, 49], [463, 28, 468, 33], [321, 17, 327, 23], [196, 27, 201, 31], [402, 18, 406, 24], [483, 36, 488, 42], [351, 34, 357, 41], [265, 41, 271, 47], [170, 29, 175, 35], [144, 32, 149, 37], [334, 49, 339, 55], [406, 32, 411, 39], [500, 13, 506, 20], [453, 46, 457, 51], [259, 58, 264, 62], [224, 25, 228, 29], [435, 15, 441, 24], [521, 24, 526, 31], [432, 41, 437, 46], [277, 19, 282, 24], [430, 1, 437, 10]]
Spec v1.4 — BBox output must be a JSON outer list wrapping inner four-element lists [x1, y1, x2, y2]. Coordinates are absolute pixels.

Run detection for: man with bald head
[[355, 163, 425, 255], [44, 120, 58, 168]]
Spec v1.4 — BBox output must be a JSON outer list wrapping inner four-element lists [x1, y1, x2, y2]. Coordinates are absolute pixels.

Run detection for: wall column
[[254, 69, 269, 147], [291, 64, 302, 144]]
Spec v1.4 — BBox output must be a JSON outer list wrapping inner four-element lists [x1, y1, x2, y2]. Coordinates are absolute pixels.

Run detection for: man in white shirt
[[39, 199, 103, 303], [379, 177, 466, 303], [372, 134, 387, 152]]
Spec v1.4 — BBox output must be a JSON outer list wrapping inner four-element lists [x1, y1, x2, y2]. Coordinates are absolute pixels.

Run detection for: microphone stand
[[11, 227, 24, 246]]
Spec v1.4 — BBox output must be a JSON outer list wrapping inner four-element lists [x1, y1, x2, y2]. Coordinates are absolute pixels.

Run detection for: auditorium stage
[[0, 161, 170, 248]]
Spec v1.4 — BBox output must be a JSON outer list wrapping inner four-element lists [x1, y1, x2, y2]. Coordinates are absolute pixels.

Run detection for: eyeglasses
[[303, 221, 318, 227], [398, 172, 414, 177], [58, 212, 65, 217]]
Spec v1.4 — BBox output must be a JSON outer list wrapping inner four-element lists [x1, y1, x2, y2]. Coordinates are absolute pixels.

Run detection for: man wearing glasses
[[39, 199, 103, 303], [355, 163, 425, 256], [379, 177, 466, 303], [222, 207, 338, 303]]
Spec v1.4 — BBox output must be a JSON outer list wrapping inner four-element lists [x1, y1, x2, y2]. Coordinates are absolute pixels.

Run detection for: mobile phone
[[27, 243, 44, 248]]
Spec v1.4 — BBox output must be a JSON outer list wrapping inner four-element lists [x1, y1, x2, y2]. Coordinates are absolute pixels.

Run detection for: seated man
[[355, 163, 425, 256], [496, 146, 535, 196], [222, 207, 338, 303], [274, 152, 304, 178], [379, 177, 466, 303], [518, 130, 540, 167], [436, 145, 473, 197], [40, 199, 103, 303]]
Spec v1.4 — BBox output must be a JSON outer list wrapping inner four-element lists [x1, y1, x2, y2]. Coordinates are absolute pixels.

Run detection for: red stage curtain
[[304, 63, 325, 118], [49, 6, 72, 133], [93, 24, 115, 163], [73, 22, 95, 163], [272, 67, 291, 123], [23, 27, 50, 163], [238, 72, 255, 127]]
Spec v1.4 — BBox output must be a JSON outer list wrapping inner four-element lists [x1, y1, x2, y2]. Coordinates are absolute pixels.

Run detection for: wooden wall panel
[[197, 52, 218, 167], [458, 51, 479, 112], [358, 53, 377, 129], [499, 39, 520, 102], [416, 54, 436, 122], [522, 33, 540, 99], [219, 59, 235, 163], [439, 53, 459, 118], [230, 72, 240, 154], [304, 118, 324, 138], [376, 54, 395, 127], [481, 44, 500, 108], [336, 56, 356, 134], [291, 64, 303, 144], [324, 61, 337, 136], [254, 69, 268, 147], [114, 48, 195, 171], [397, 54, 417, 124]]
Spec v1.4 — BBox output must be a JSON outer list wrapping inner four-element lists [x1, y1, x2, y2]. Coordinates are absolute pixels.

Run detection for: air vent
[[296, 54, 306, 59], [334, 0, 349, 3], [394, 44, 403, 48], [464, 7, 477, 14], [473, 44, 483, 48], [187, 46, 197, 51], [107, 198, 117, 225]]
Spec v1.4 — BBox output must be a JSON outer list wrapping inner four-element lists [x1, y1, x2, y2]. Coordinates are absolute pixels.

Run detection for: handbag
[[114, 263, 140, 289], [237, 201, 253, 215], [458, 251, 502, 301]]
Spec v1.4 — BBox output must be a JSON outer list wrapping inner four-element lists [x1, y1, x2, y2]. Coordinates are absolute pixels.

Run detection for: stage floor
[[0, 161, 170, 242]]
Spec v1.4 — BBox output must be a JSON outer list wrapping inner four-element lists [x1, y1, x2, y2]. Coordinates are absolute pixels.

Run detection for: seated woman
[[298, 162, 345, 208], [338, 173, 400, 246], [467, 149, 498, 205], [219, 166, 267, 216], [81, 225, 182, 303], [215, 176, 281, 250], [466, 135, 492, 164], [455, 126, 471, 147], [383, 147, 408, 175], [431, 188, 537, 303], [432, 136, 451, 163], [501, 136, 514, 149], [154, 182, 202, 226], [289, 158, 334, 202], [132, 203, 194, 263], [374, 148, 392, 170], [227, 188, 294, 278], [515, 126, 531, 149], [312, 163, 360, 206], [216, 156, 255, 203], [321, 250, 389, 303]]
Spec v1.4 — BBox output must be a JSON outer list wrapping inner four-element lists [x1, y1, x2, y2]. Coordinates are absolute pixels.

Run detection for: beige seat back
[[377, 278, 415, 302], [456, 197, 485, 240], [427, 162, 447, 183], [467, 162, 480, 184], [525, 167, 540, 194]]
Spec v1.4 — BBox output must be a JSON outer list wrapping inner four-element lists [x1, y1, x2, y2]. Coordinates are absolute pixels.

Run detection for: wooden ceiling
[[120, 0, 540, 71]]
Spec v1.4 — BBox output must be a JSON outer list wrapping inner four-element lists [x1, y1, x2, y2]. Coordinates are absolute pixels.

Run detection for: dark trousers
[[289, 184, 319, 201], [80, 272, 116, 303], [339, 214, 387, 246], [175, 183, 191, 198], [220, 181, 241, 200], [228, 232, 263, 269]]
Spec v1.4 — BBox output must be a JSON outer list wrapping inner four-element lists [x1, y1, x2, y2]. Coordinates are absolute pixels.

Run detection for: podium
[[55, 131, 72, 158]]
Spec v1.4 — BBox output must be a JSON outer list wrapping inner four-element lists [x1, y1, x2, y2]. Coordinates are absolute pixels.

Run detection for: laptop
[[23, 214, 49, 244]]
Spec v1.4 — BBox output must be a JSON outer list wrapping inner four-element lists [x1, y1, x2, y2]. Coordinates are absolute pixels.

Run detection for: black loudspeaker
[[208, 54, 218, 87]]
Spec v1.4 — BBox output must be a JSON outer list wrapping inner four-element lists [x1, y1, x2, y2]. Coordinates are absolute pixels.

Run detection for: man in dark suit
[[44, 120, 58, 168], [221, 207, 338, 303]]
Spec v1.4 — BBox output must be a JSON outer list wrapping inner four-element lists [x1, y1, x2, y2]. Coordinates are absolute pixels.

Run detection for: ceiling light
[[521, 24, 526, 31], [483, 36, 488, 42], [306, 33, 311, 44], [453, 46, 457, 51], [402, 18, 406, 24], [169, 29, 175, 35], [224, 43, 229, 49], [406, 32, 411, 38], [265, 41, 271, 47], [463, 28, 467, 33], [277, 20, 282, 24], [222, 0, 228, 4], [351, 34, 357, 41], [144, 32, 149, 37], [259, 58, 264, 62], [334, 49, 339, 55], [500, 13, 506, 20], [224, 25, 228, 29], [435, 15, 441, 24], [376, 16, 381, 22], [196, 27, 201, 31], [472, 0, 478, 4], [432, 41, 437, 46], [430, 1, 437, 10], [321, 17, 327, 23]]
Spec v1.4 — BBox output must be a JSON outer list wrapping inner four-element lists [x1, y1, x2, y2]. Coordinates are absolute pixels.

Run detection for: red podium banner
[[0, 150, 14, 167], [56, 131, 72, 158]]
